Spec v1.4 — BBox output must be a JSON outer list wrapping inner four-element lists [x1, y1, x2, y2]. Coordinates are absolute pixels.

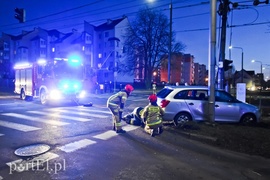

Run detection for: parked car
[[156, 86, 261, 125]]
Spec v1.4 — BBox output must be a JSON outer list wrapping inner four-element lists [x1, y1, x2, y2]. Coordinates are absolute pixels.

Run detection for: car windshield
[[157, 88, 173, 98], [53, 60, 83, 79]]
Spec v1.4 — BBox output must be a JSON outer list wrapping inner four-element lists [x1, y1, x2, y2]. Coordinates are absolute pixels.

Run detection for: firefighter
[[107, 84, 134, 133], [141, 94, 164, 137]]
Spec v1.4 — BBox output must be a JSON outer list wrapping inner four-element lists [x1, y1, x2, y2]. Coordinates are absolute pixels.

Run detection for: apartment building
[[194, 63, 207, 85]]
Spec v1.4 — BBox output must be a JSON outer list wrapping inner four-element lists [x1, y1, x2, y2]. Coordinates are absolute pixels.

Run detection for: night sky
[[1, 0, 269, 77]]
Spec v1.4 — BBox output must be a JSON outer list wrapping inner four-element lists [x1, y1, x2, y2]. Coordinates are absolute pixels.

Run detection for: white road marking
[[27, 111, 91, 122], [2, 113, 69, 126], [0, 120, 41, 132], [123, 125, 140, 131], [46, 109, 109, 118], [65, 107, 112, 114], [93, 130, 118, 140], [93, 125, 139, 140], [6, 152, 59, 173], [58, 139, 96, 153], [0, 133, 4, 136]]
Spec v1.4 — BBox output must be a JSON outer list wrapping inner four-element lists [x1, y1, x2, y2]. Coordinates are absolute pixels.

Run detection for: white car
[[156, 86, 261, 125]]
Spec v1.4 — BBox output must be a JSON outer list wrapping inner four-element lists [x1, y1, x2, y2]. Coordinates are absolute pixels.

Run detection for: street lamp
[[251, 60, 263, 74], [229, 46, 244, 83]]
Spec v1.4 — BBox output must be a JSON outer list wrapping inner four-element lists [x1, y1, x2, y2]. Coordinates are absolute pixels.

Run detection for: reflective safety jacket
[[141, 104, 164, 126], [107, 91, 128, 112]]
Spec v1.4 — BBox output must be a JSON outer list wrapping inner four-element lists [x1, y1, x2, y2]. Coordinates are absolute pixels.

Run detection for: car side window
[[215, 90, 234, 102], [174, 90, 188, 99], [197, 90, 208, 100]]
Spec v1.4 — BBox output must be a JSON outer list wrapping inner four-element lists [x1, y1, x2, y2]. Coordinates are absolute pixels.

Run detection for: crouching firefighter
[[107, 84, 134, 133], [122, 107, 144, 126], [141, 94, 164, 137]]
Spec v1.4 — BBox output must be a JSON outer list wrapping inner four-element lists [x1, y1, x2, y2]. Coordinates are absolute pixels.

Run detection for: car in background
[[156, 86, 261, 125]]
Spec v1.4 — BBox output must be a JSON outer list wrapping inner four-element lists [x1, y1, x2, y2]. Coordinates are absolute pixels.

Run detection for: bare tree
[[122, 8, 185, 89]]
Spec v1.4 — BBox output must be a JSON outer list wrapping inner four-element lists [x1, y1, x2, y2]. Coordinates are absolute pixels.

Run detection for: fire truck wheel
[[20, 89, 26, 100], [40, 90, 48, 105]]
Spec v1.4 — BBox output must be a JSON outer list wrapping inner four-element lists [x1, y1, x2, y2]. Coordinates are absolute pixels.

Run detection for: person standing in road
[[107, 84, 134, 133], [141, 94, 164, 137]]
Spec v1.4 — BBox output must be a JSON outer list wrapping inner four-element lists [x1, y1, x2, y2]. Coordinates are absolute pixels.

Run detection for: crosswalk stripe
[[123, 125, 140, 131], [2, 113, 69, 126], [58, 139, 96, 153], [0, 120, 41, 132], [93, 125, 139, 140], [27, 111, 91, 122], [93, 130, 118, 140], [64, 107, 112, 114], [46, 109, 109, 118], [6, 152, 59, 173], [0, 133, 4, 136]]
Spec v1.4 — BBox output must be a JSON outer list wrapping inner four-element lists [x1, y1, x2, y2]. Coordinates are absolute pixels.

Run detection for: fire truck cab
[[14, 58, 87, 105]]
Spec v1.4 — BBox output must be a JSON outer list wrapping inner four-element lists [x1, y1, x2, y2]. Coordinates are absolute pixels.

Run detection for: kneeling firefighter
[[141, 94, 164, 137]]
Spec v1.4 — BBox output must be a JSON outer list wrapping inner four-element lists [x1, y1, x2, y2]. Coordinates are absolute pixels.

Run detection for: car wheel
[[40, 90, 48, 105], [20, 89, 26, 100], [240, 114, 256, 124], [174, 112, 192, 126]]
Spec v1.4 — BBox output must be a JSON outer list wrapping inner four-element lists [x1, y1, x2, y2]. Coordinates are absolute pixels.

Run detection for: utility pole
[[208, 0, 217, 123], [217, 0, 230, 90]]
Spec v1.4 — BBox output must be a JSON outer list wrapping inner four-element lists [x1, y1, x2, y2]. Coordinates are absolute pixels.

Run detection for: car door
[[184, 90, 208, 121], [214, 90, 240, 122]]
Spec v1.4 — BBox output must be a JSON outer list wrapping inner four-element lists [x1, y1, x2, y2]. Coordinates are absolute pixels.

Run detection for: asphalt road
[[0, 90, 270, 180]]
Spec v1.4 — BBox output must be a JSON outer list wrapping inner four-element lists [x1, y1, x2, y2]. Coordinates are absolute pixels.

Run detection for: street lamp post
[[229, 46, 244, 83], [168, 0, 172, 84]]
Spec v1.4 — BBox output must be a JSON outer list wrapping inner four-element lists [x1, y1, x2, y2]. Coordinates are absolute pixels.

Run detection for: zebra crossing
[[0, 106, 140, 175], [0, 106, 112, 136]]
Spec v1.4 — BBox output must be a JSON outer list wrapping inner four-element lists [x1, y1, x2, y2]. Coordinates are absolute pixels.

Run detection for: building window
[[105, 32, 109, 37], [98, 53, 102, 58], [99, 34, 102, 39]]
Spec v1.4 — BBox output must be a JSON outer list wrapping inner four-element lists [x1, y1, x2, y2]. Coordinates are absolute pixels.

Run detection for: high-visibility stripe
[[147, 120, 162, 126]]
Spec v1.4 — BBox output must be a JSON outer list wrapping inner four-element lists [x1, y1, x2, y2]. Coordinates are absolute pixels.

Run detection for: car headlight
[[78, 90, 86, 98], [50, 90, 61, 99]]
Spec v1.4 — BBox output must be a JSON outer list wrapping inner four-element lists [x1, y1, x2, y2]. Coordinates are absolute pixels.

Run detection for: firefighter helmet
[[148, 94, 157, 103], [125, 84, 134, 93]]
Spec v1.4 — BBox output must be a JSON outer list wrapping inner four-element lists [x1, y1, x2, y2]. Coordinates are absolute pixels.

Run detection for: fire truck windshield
[[53, 60, 83, 79]]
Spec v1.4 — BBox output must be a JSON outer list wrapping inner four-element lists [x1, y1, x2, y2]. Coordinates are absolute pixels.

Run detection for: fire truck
[[14, 58, 88, 105]]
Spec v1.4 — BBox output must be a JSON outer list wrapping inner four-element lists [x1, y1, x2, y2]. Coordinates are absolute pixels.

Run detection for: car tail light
[[160, 99, 170, 108]]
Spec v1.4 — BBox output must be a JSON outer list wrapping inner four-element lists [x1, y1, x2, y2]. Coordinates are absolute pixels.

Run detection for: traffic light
[[253, 0, 269, 6], [224, 59, 233, 71], [14, 8, 25, 23]]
